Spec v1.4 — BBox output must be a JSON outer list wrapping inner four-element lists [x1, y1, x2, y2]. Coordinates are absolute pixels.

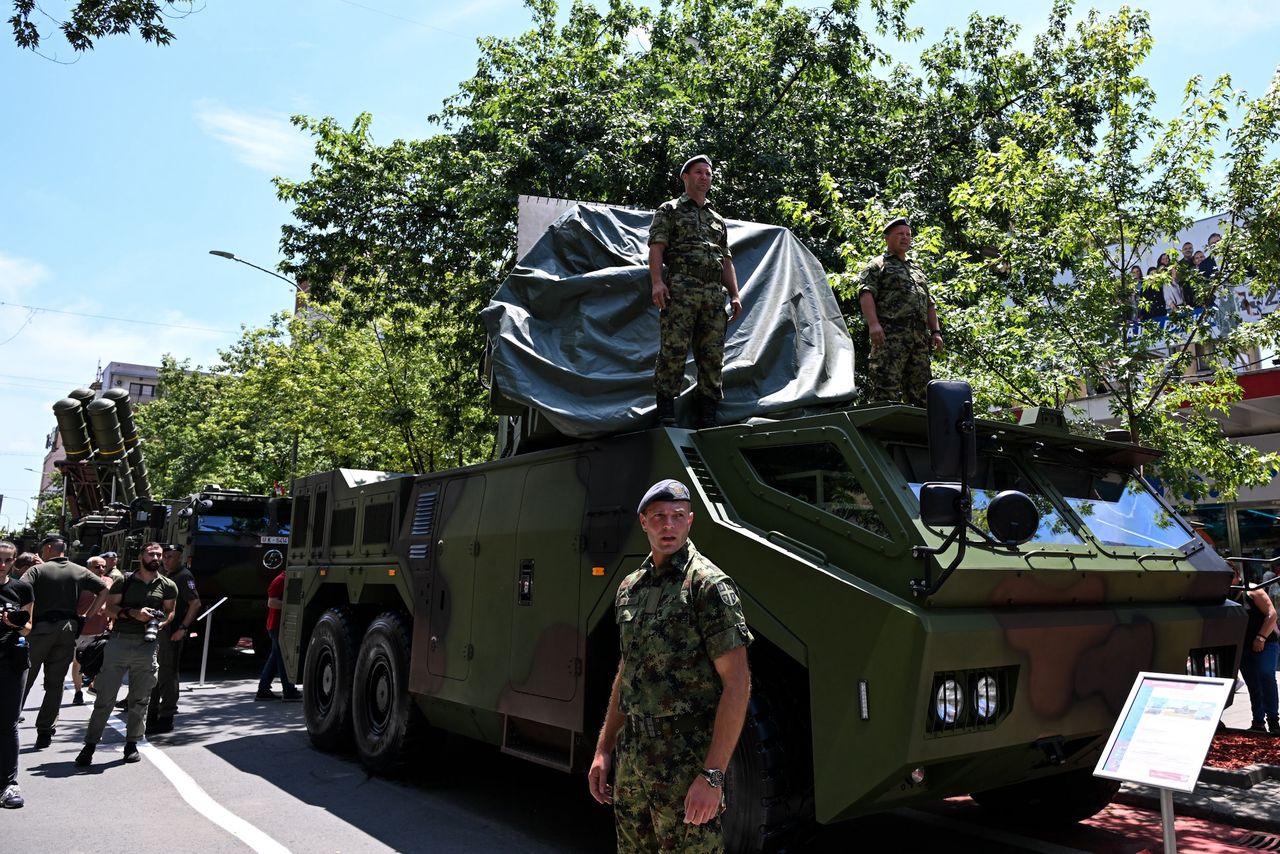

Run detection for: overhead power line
[[0, 301, 237, 335]]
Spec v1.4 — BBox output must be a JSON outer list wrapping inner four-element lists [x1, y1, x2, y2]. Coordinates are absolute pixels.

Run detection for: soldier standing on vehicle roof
[[147, 544, 201, 735], [857, 217, 943, 407], [648, 155, 744, 430], [588, 479, 752, 853]]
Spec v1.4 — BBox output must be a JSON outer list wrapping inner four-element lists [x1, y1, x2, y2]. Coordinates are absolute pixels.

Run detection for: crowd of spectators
[[1130, 233, 1223, 323]]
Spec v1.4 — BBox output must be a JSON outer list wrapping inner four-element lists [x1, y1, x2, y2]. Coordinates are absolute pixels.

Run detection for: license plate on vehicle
[[260, 536, 289, 544]]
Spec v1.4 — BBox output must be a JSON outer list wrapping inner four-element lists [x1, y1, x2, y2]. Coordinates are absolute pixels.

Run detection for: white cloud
[[0, 252, 50, 302], [194, 100, 312, 175]]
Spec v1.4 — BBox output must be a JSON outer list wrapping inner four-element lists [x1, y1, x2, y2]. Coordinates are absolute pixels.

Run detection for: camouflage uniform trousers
[[615, 724, 723, 853], [865, 325, 932, 407], [655, 274, 727, 400]]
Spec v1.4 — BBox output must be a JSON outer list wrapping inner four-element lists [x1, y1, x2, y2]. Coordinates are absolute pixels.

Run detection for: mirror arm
[[912, 456, 973, 598]]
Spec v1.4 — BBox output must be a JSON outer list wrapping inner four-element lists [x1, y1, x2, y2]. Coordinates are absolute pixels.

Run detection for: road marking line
[[106, 717, 292, 854]]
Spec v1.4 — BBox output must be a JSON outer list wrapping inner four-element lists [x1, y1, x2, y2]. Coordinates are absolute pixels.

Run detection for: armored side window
[[292, 494, 311, 549], [313, 490, 329, 549], [362, 501, 395, 546], [331, 506, 357, 547], [743, 443, 888, 538]]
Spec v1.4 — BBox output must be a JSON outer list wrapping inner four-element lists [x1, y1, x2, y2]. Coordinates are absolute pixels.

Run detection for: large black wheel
[[722, 685, 815, 854], [303, 608, 359, 752], [972, 768, 1121, 825], [351, 611, 426, 776]]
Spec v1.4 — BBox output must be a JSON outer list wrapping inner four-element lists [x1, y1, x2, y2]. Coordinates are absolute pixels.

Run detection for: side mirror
[[919, 483, 965, 528], [927, 380, 976, 480], [987, 490, 1039, 545]]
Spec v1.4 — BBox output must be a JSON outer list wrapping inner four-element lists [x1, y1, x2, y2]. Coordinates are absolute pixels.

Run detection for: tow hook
[[1035, 736, 1067, 766]]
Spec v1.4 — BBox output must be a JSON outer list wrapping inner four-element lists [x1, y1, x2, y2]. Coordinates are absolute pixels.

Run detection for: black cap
[[100, 551, 118, 559], [883, 216, 911, 235], [38, 533, 66, 549], [162, 543, 181, 553], [636, 479, 693, 514]]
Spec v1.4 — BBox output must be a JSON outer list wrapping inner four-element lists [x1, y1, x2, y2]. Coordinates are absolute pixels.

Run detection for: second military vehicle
[[280, 202, 1243, 852]]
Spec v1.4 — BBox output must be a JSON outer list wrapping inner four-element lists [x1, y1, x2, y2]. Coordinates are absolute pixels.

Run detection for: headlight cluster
[[928, 668, 1015, 734]]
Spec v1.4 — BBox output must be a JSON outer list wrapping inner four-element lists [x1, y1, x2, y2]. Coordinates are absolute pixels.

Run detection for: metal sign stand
[[187, 596, 230, 690], [1159, 788, 1177, 854]]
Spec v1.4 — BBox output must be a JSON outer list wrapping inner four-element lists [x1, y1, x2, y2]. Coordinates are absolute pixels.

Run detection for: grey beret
[[637, 478, 693, 514], [680, 155, 712, 176], [883, 216, 911, 234]]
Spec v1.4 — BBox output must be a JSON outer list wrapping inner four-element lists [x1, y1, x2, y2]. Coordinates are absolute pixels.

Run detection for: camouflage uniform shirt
[[615, 540, 752, 718], [856, 251, 931, 329], [649, 194, 732, 284]]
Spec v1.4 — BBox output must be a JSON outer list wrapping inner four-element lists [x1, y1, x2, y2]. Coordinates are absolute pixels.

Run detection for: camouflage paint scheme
[[281, 404, 1243, 827]]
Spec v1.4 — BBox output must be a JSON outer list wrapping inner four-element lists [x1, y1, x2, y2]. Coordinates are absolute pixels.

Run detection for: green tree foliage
[[135, 300, 492, 497], [10, 0, 193, 53], [135, 0, 1280, 506]]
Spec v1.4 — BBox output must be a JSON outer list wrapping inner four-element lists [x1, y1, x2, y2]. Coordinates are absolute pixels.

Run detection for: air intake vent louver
[[411, 491, 438, 537], [681, 446, 726, 505]]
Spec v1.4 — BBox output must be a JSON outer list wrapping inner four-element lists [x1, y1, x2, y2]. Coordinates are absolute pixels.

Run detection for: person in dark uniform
[[22, 534, 108, 749], [147, 544, 201, 735], [76, 542, 176, 767], [588, 479, 753, 852], [0, 541, 33, 809]]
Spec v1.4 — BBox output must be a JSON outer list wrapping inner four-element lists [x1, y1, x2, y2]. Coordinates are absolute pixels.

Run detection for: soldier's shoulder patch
[[186, 579, 197, 591], [715, 580, 740, 607]]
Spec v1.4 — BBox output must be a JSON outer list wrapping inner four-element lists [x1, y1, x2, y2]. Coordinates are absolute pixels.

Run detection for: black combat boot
[[696, 395, 718, 430], [655, 394, 676, 426], [1268, 714, 1280, 735]]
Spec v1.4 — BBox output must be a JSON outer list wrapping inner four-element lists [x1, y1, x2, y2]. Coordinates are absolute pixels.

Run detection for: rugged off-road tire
[[972, 768, 1122, 826], [351, 611, 427, 776], [303, 608, 359, 752], [722, 685, 815, 854]]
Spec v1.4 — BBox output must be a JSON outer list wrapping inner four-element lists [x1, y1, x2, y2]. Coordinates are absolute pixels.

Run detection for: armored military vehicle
[[280, 202, 1243, 852], [162, 487, 292, 652]]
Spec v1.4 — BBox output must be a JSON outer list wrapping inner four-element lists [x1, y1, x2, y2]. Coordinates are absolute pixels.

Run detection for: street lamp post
[[208, 250, 302, 292]]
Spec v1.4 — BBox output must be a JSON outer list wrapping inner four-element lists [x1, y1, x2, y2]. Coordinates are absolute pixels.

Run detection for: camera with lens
[[143, 610, 164, 643], [0, 604, 30, 669]]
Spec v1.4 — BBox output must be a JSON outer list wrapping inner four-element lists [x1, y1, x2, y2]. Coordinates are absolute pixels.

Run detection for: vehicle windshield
[[196, 500, 288, 536], [1037, 461, 1192, 549], [885, 444, 1084, 546]]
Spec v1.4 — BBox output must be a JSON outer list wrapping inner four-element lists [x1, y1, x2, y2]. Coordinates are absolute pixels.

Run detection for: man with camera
[[76, 542, 176, 767], [146, 544, 201, 735], [0, 541, 33, 808], [22, 534, 108, 749]]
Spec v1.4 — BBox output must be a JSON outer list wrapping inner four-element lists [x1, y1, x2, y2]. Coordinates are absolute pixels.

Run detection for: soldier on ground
[[22, 534, 108, 749], [147, 543, 201, 735], [588, 479, 752, 852], [0, 540, 33, 809], [76, 541, 176, 767], [648, 155, 743, 429], [857, 217, 943, 407]]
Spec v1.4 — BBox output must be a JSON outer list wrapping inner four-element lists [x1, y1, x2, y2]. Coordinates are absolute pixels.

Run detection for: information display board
[[1093, 672, 1233, 793]]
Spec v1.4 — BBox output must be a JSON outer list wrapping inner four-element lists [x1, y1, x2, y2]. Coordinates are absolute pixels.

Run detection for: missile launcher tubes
[[67, 388, 99, 452], [101, 387, 151, 500], [52, 398, 93, 462], [86, 398, 136, 503]]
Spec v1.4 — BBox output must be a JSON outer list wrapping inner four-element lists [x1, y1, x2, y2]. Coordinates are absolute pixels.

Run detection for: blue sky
[[2, 0, 1278, 526]]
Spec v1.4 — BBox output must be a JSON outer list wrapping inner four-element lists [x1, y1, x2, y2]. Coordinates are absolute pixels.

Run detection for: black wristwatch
[[700, 768, 724, 789]]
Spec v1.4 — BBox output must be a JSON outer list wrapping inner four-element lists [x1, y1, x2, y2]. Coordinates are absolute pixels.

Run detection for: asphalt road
[[9, 650, 1272, 853], [11, 649, 614, 853]]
